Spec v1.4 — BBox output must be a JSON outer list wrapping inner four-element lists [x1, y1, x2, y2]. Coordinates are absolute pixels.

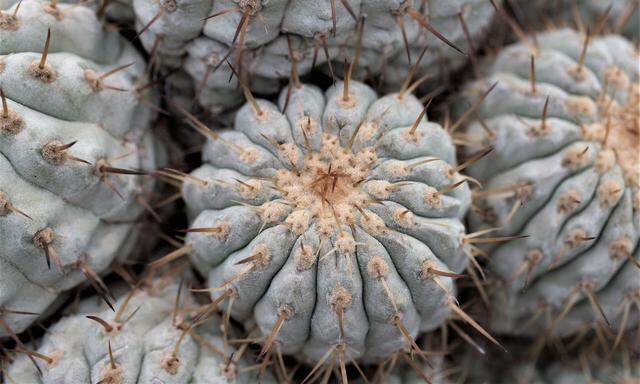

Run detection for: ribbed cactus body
[[0, 0, 161, 337], [505, 350, 639, 384], [6, 278, 275, 383], [180, 79, 472, 364], [0, 0, 134, 22], [516, 0, 639, 40], [358, 355, 452, 384], [132, 0, 496, 115], [455, 29, 639, 337]]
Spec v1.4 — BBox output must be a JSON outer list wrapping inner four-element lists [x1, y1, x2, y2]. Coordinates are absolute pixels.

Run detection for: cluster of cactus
[[0, 0, 162, 338], [455, 27, 639, 340], [1, 0, 639, 383], [5, 273, 276, 383], [132, 0, 498, 115]]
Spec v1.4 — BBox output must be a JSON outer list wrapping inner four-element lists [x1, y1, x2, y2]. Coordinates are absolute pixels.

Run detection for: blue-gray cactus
[[0, 0, 162, 338], [153, 74, 512, 372], [0, 0, 134, 23], [455, 28, 639, 339], [515, 0, 639, 40], [4, 276, 277, 383], [132, 0, 497, 115], [503, 343, 639, 384]]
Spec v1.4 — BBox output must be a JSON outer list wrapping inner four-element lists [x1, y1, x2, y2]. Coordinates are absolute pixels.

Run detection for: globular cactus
[[503, 343, 639, 384], [363, 359, 452, 384], [132, 0, 497, 115], [156, 72, 508, 374], [514, 0, 639, 40], [365, 333, 454, 384], [454, 28, 640, 339], [0, 0, 134, 23], [0, 0, 162, 338], [4, 274, 277, 383]]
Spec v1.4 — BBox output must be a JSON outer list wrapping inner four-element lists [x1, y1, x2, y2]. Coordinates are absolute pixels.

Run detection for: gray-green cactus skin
[[0, 0, 134, 23], [504, 350, 639, 384], [178, 78, 473, 365], [5, 277, 276, 384], [358, 356, 452, 384], [515, 0, 639, 40], [132, 0, 497, 115], [0, 0, 161, 337], [455, 28, 640, 338]]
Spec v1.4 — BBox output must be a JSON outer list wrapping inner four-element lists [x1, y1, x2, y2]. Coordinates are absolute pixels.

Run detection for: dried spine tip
[[294, 243, 316, 271], [0, 191, 10, 216], [227, 62, 263, 117], [0, 5, 19, 30], [239, 243, 271, 269], [556, 190, 581, 214], [367, 256, 389, 279], [561, 146, 590, 170], [259, 304, 295, 357], [32, 227, 54, 249], [29, 28, 57, 83], [41, 141, 71, 165], [0, 192, 32, 222], [329, 286, 352, 313], [596, 179, 622, 207], [0, 89, 24, 134], [84, 63, 134, 92], [33, 227, 62, 271], [100, 340, 123, 384]]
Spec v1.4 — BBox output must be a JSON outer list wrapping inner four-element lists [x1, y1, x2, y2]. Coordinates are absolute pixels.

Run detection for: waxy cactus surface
[[0, 0, 134, 23], [456, 28, 640, 338], [0, 0, 162, 337], [132, 0, 497, 115], [172, 77, 483, 367], [5, 276, 276, 383], [517, 0, 639, 40]]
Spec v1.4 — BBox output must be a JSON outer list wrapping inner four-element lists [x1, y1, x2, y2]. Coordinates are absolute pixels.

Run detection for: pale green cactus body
[[177, 79, 473, 365], [455, 29, 639, 337], [0, 0, 161, 337], [132, 0, 497, 115], [5, 278, 276, 384]]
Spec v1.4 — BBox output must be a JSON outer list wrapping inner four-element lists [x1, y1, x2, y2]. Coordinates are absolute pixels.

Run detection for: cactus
[[514, 0, 639, 40], [454, 28, 640, 339], [504, 344, 639, 384], [153, 72, 512, 375], [132, 0, 497, 115], [365, 333, 454, 384], [364, 358, 452, 384], [0, 0, 162, 338], [4, 274, 277, 383], [0, 0, 134, 23]]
